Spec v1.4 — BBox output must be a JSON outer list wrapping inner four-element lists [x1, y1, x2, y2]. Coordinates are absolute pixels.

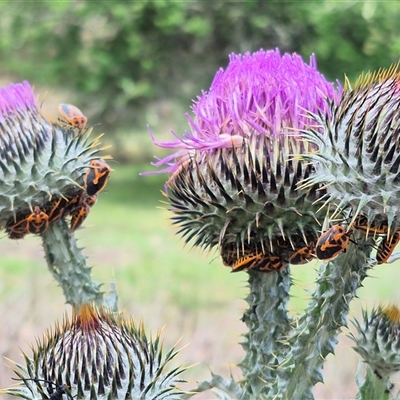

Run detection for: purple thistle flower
[[0, 81, 45, 159], [146, 49, 342, 272], [149, 49, 341, 175], [0, 81, 36, 119]]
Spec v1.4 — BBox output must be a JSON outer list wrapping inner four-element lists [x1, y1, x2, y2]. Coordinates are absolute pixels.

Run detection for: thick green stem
[[41, 219, 104, 308], [356, 364, 391, 400], [239, 265, 292, 398], [272, 236, 373, 399]]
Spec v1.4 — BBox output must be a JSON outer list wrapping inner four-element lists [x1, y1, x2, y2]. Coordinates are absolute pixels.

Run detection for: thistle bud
[[3, 304, 185, 399], [301, 67, 400, 237], [351, 305, 400, 377]]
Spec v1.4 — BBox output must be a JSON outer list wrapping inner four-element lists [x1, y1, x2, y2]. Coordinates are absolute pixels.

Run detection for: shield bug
[[8, 230, 26, 239], [376, 231, 400, 264], [63, 193, 82, 216], [353, 215, 389, 237], [84, 160, 111, 196], [85, 194, 97, 208], [27, 206, 49, 234], [276, 233, 317, 265], [232, 252, 285, 273], [6, 206, 49, 237], [289, 242, 316, 265], [6, 214, 30, 239], [58, 103, 87, 131], [70, 205, 90, 231], [316, 225, 352, 262], [221, 242, 247, 267], [70, 199, 91, 232], [45, 196, 68, 223]]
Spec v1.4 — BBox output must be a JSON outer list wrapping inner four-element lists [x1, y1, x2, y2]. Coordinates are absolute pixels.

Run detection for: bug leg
[[386, 251, 400, 264]]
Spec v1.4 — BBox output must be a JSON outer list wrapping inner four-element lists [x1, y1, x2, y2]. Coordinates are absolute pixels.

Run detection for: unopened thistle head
[[301, 66, 400, 237], [351, 304, 400, 377], [3, 303, 185, 399], [147, 49, 341, 271], [0, 81, 110, 238]]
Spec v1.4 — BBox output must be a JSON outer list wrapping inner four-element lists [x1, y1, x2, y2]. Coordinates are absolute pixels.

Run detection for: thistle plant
[[0, 82, 186, 399], [0, 81, 111, 307], [146, 49, 399, 399], [4, 51, 400, 400]]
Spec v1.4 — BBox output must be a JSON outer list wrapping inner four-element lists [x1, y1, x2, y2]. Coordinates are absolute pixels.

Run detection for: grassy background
[[1, 163, 400, 399]]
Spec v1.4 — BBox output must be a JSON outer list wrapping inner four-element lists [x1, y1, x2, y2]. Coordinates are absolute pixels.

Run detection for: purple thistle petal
[[147, 48, 342, 175], [0, 81, 36, 123]]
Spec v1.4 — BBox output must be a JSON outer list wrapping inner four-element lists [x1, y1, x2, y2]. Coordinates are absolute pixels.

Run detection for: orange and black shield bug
[[70, 203, 91, 232], [45, 196, 68, 223], [376, 231, 400, 264], [316, 225, 352, 261], [85, 160, 111, 196], [221, 243, 250, 267], [8, 230, 26, 240], [232, 252, 285, 273], [353, 215, 389, 237], [289, 242, 316, 265], [6, 209, 33, 239], [85, 194, 97, 208], [6, 205, 51, 238], [58, 103, 87, 131], [63, 193, 82, 216], [27, 206, 49, 234], [275, 232, 317, 265], [6, 215, 30, 239], [276, 236, 291, 250]]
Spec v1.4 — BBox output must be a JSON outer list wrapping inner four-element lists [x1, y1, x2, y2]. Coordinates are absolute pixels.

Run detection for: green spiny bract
[[2, 304, 186, 400], [168, 134, 325, 269], [300, 67, 400, 236], [351, 305, 400, 378], [0, 81, 109, 235]]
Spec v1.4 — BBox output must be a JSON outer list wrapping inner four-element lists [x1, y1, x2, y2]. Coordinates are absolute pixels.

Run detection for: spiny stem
[[239, 266, 292, 398], [41, 219, 104, 308], [272, 235, 374, 399], [356, 364, 392, 400]]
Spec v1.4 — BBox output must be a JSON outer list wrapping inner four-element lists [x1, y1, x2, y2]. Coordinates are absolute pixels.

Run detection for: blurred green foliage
[[0, 0, 399, 133]]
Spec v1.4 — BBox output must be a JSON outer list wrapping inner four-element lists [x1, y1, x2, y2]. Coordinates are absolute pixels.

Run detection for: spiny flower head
[[0, 81, 111, 238], [147, 49, 341, 272], [3, 303, 185, 399], [351, 304, 400, 377], [301, 65, 400, 238]]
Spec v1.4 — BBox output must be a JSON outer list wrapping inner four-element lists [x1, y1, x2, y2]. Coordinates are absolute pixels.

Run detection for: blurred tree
[[301, 1, 400, 82], [0, 0, 398, 135]]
